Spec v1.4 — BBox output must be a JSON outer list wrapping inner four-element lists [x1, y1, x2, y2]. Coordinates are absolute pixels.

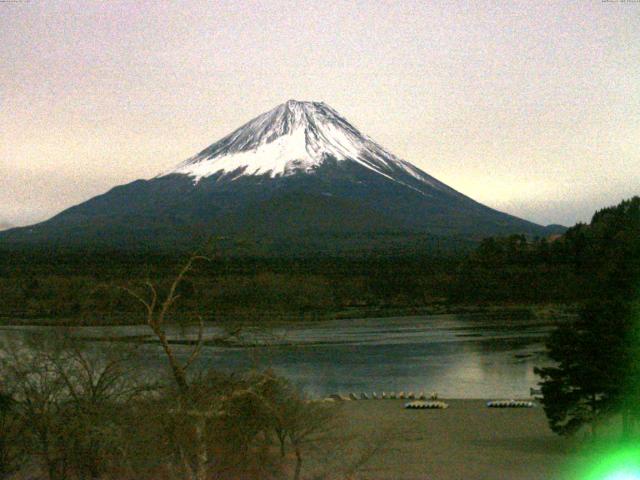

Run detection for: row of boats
[[485, 400, 535, 408], [405, 400, 535, 409], [327, 391, 439, 401], [324, 392, 535, 409]]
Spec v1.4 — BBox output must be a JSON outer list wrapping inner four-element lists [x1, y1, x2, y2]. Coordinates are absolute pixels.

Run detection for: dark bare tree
[[0, 390, 24, 479], [0, 331, 144, 480], [120, 253, 224, 480], [120, 253, 211, 392]]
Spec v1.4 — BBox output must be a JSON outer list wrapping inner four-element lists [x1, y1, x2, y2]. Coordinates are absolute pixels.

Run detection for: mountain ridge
[[0, 100, 565, 252]]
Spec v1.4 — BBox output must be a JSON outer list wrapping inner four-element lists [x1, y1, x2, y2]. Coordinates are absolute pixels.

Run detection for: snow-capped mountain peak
[[1, 100, 558, 249], [164, 100, 440, 188]]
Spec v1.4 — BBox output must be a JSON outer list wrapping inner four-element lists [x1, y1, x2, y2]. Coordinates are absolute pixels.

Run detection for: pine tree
[[535, 300, 635, 437]]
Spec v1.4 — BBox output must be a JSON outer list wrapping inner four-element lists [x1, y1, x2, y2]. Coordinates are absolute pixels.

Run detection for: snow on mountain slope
[[0, 99, 564, 251], [164, 100, 447, 192]]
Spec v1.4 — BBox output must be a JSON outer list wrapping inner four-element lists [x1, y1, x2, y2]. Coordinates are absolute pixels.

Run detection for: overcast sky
[[2, 0, 638, 229]]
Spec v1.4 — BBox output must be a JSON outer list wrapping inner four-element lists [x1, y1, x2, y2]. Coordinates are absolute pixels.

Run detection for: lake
[[1, 311, 557, 399]]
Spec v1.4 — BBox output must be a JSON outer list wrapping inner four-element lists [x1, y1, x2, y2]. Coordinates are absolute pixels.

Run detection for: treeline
[[0, 252, 460, 323], [452, 196, 640, 303], [533, 197, 640, 439], [1, 197, 637, 323]]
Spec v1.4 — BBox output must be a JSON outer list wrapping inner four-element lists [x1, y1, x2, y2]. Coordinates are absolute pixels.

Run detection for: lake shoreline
[[0, 301, 577, 327], [1, 312, 557, 400]]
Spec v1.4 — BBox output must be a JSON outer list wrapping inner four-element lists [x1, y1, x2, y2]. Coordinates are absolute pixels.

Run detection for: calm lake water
[[2, 312, 556, 399]]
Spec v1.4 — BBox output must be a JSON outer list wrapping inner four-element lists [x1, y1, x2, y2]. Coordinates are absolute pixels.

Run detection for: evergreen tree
[[535, 299, 636, 437]]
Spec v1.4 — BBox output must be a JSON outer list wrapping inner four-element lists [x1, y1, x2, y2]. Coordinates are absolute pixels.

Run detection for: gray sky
[[2, 0, 638, 229]]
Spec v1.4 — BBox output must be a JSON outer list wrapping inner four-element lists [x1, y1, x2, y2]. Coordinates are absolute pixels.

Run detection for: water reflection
[[0, 313, 555, 398]]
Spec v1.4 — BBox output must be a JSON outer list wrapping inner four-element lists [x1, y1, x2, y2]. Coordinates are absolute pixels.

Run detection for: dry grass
[[330, 399, 577, 480]]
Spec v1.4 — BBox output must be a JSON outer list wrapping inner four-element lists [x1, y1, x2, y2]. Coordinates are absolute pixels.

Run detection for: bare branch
[[144, 279, 158, 317], [159, 254, 209, 324], [118, 285, 153, 318], [183, 315, 205, 372]]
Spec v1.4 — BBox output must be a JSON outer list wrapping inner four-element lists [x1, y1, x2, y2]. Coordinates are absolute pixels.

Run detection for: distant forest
[[0, 197, 637, 324]]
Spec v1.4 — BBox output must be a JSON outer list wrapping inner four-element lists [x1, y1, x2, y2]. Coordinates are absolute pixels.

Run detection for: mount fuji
[[1, 100, 563, 252]]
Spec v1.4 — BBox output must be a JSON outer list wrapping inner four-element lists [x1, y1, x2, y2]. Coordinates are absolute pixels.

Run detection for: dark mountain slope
[[0, 100, 563, 251]]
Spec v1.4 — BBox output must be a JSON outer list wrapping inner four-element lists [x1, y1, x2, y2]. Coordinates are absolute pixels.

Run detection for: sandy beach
[[333, 399, 576, 480]]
